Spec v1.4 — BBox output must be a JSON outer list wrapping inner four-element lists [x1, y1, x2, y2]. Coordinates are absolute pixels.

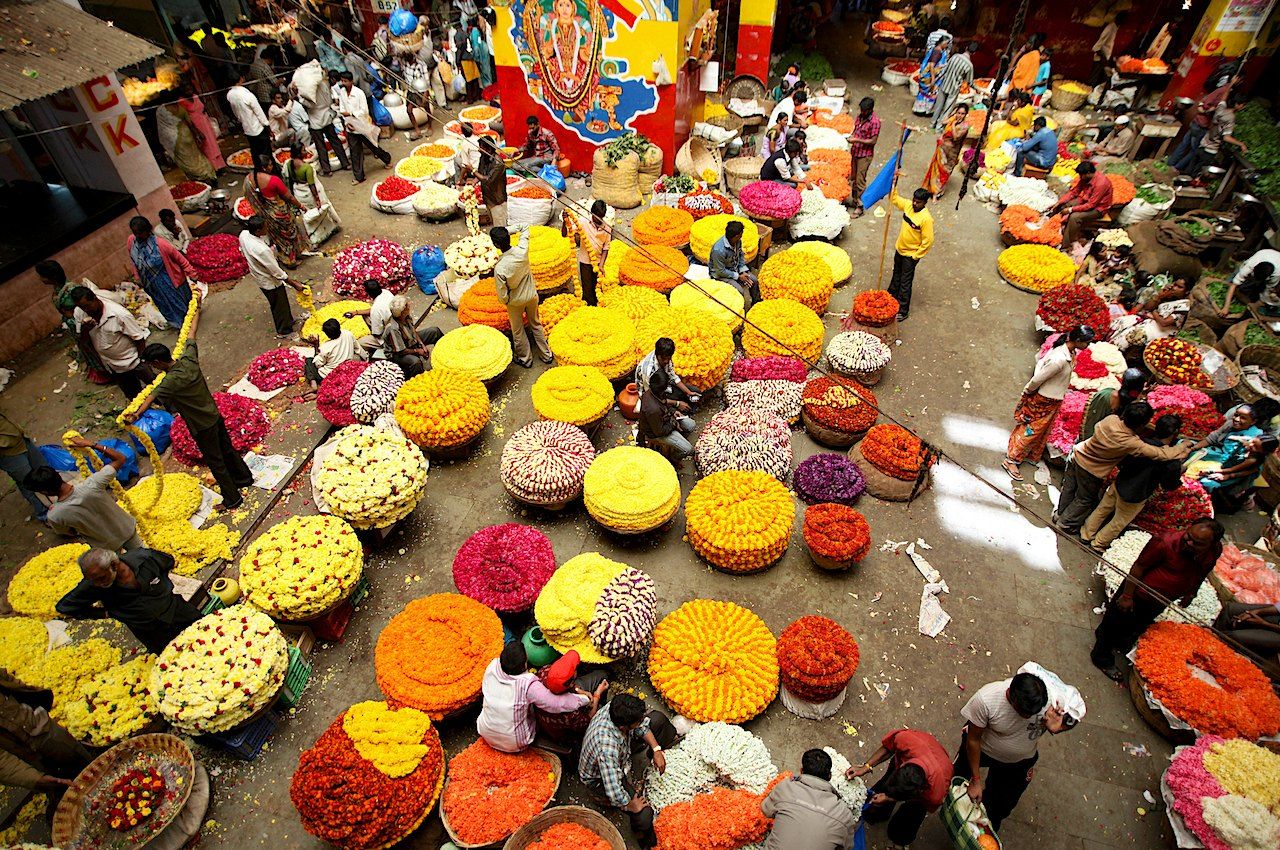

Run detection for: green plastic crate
[[200, 595, 227, 616], [350, 574, 371, 608], [279, 646, 312, 709]]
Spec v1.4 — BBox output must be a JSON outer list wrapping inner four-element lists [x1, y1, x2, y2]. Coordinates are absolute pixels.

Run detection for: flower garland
[[685, 471, 795, 573], [1134, 476, 1213, 533], [738, 181, 803, 218], [246, 347, 305, 392], [1134, 621, 1280, 738], [411, 182, 462, 217], [317, 425, 429, 529], [458, 278, 519, 330], [791, 189, 851, 239], [1204, 795, 1280, 850], [999, 205, 1063, 246], [632, 206, 695, 247], [375, 593, 503, 718], [375, 175, 423, 202], [300, 301, 371, 342], [1147, 337, 1212, 388], [431, 325, 514, 381], [1036, 284, 1111, 338], [811, 110, 855, 134], [527, 823, 611, 850], [57, 654, 158, 747], [170, 180, 207, 200], [444, 234, 502, 278], [547, 306, 640, 380], [1204, 739, 1280, 815], [669, 281, 745, 331], [540, 293, 587, 333], [690, 214, 759, 262], [635, 307, 735, 391], [653, 782, 781, 850], [802, 503, 871, 563], [531, 365, 615, 425], [642, 722, 777, 812], [790, 241, 853, 284], [827, 331, 891, 373], [1048, 389, 1090, 455], [0, 617, 50, 687], [598, 284, 668, 324], [850, 290, 900, 327], [121, 473, 202, 524], [170, 392, 269, 466], [149, 605, 289, 734], [600, 239, 628, 292], [8, 544, 89, 619], [998, 244, 1077, 293], [1164, 735, 1280, 850], [802, 376, 879, 434], [742, 300, 825, 362], [524, 226, 576, 292], [759, 250, 835, 314], [724, 379, 804, 424], [1068, 341, 1126, 392], [1070, 173, 1135, 206], [332, 238, 413, 296], [695, 407, 793, 481], [678, 188, 734, 220], [500, 421, 596, 504], [442, 740, 557, 845], [649, 600, 778, 723], [808, 149, 852, 177], [733, 356, 808, 383], [861, 424, 933, 480], [563, 210, 606, 275], [394, 155, 443, 180], [394, 368, 490, 450], [997, 176, 1058, 212], [317, 360, 370, 427], [453, 523, 557, 612], [534, 552, 657, 663], [777, 616, 859, 702], [239, 515, 363, 620], [793, 453, 866, 506], [350, 360, 405, 424], [186, 234, 248, 283], [1148, 384, 1224, 440], [583, 446, 680, 532], [620, 246, 690, 293], [806, 165, 852, 202]]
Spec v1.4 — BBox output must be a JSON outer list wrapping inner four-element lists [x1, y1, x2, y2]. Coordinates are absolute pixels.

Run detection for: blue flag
[[859, 127, 912, 210]]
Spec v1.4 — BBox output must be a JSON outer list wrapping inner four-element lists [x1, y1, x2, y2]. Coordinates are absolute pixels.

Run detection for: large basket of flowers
[[503, 806, 626, 850], [802, 503, 871, 570]]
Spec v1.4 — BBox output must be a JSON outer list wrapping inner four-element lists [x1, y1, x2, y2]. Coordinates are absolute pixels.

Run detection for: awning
[[0, 0, 163, 111]]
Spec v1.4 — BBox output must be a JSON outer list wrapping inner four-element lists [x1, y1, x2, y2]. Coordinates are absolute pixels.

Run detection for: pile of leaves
[[603, 133, 655, 167]]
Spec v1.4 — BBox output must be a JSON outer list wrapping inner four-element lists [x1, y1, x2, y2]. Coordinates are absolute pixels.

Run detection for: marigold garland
[[802, 376, 879, 434], [532, 365, 615, 425], [806, 164, 852, 202], [534, 552, 657, 663], [677, 188, 734, 220], [528, 822, 612, 850], [742, 300, 825, 362], [430, 325, 514, 381], [690, 214, 759, 262], [442, 740, 556, 845], [632, 206, 695, 247], [598, 284, 668, 323], [802, 503, 871, 562], [8, 544, 89, 619], [600, 239, 628, 291], [394, 368, 490, 450], [121, 473, 202, 524], [584, 446, 680, 532], [850, 290, 899, 326], [239, 515, 363, 621], [635, 307, 734, 391], [458, 278, 521, 331], [620, 246, 690, 293], [811, 109, 855, 134], [523, 226, 577, 293], [1000, 205, 1063, 246], [540, 293, 587, 333], [453, 524, 556, 612], [685, 471, 795, 573], [759, 250, 836, 313], [500, 421, 596, 504], [654, 783, 779, 850], [548, 306, 640, 380], [777, 615, 859, 702], [790, 241, 853, 284], [998, 244, 1077, 293], [301, 300, 371, 343], [316, 425, 429, 529], [649, 600, 779, 723], [669, 281, 745, 331], [375, 593, 503, 718], [860, 424, 933, 480], [808, 149, 852, 177]]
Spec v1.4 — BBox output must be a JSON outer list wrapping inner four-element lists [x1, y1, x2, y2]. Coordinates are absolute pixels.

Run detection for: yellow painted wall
[[1191, 0, 1280, 55]]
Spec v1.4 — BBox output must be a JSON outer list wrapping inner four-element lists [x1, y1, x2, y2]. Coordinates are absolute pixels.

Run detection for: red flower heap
[[170, 181, 207, 201], [246, 347, 305, 392], [317, 361, 370, 427], [777, 615, 860, 702], [452, 523, 556, 612], [1146, 338, 1211, 388], [107, 766, 165, 831], [1134, 475, 1213, 533], [861, 424, 933, 480], [802, 377, 878, 434], [1072, 348, 1109, 380], [1035, 284, 1111, 338], [442, 740, 556, 845], [1148, 385, 1224, 441], [802, 503, 871, 563], [850, 291, 899, 327], [332, 238, 414, 297], [186, 234, 249, 283], [375, 175, 422, 202], [171, 392, 269, 465]]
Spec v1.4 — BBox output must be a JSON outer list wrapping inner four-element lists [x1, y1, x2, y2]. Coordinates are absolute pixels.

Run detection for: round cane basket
[[802, 408, 869, 448], [707, 113, 745, 136], [1050, 81, 1088, 112], [1207, 571, 1238, 607], [1127, 667, 1196, 745], [426, 432, 484, 462], [1144, 342, 1241, 399], [998, 267, 1058, 296], [504, 806, 626, 850], [833, 364, 885, 387], [442, 748, 562, 848], [1235, 344, 1280, 404], [806, 543, 859, 571], [849, 445, 931, 503], [724, 156, 765, 195], [675, 138, 723, 184], [844, 316, 898, 346]]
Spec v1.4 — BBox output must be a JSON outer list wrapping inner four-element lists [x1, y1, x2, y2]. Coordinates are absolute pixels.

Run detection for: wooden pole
[[875, 123, 910, 291]]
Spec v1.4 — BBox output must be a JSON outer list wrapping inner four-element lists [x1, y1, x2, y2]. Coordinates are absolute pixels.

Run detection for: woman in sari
[[1199, 434, 1278, 506], [1186, 405, 1266, 489], [36, 260, 109, 383], [157, 101, 215, 182], [922, 103, 970, 198], [284, 142, 341, 247], [245, 154, 309, 269], [471, 18, 494, 90], [1108, 276, 1190, 353], [913, 35, 951, 116], [1003, 326, 1095, 480], [985, 90, 1035, 151], [126, 216, 195, 328], [177, 80, 224, 172]]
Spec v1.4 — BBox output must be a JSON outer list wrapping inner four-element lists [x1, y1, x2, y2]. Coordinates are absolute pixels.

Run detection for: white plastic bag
[[302, 204, 341, 246], [1118, 183, 1175, 226], [652, 54, 673, 86], [370, 182, 420, 215], [291, 61, 328, 111], [1018, 661, 1087, 723], [435, 270, 478, 308], [507, 194, 555, 230]]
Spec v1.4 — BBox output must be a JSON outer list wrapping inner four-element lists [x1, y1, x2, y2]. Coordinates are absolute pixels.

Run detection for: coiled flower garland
[[583, 446, 681, 532], [669, 280, 744, 331], [350, 360, 405, 424], [758, 249, 835, 313], [500, 421, 596, 505], [430, 325, 513, 381], [685, 471, 795, 573], [632, 206, 695, 247], [635, 307, 734, 391], [690, 214, 759, 262], [777, 616, 859, 702], [695, 407, 793, 481], [802, 503, 871, 563], [452, 523, 556, 612], [239, 515, 364, 620], [548, 306, 640, 380], [315, 425, 429, 529], [532, 365, 615, 426], [742, 300, 824, 362], [394, 369, 490, 450], [534, 552, 657, 663]]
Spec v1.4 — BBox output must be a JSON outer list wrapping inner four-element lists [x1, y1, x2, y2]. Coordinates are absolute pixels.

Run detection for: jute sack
[[1219, 318, 1280, 358], [638, 145, 664, 190], [849, 445, 931, 502], [1128, 220, 1203, 281], [1188, 279, 1245, 334], [1177, 318, 1219, 351], [592, 149, 643, 209]]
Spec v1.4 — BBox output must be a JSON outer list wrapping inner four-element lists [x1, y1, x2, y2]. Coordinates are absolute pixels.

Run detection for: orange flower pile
[[808, 150, 851, 177], [528, 823, 612, 850], [654, 776, 788, 850], [802, 503, 872, 563], [776, 615, 860, 702], [375, 593, 503, 719], [620, 245, 690, 293], [1072, 173, 1136, 206], [459, 278, 524, 331], [850, 290, 900, 326], [512, 184, 553, 199], [802, 377, 878, 434], [811, 109, 854, 134], [806, 163, 851, 201], [415, 143, 455, 158], [1134, 621, 1280, 738], [861, 424, 932, 480], [999, 205, 1062, 246], [442, 740, 555, 844], [633, 206, 695, 247]]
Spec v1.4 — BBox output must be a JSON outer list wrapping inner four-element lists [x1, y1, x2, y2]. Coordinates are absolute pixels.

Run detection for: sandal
[[1002, 459, 1023, 481]]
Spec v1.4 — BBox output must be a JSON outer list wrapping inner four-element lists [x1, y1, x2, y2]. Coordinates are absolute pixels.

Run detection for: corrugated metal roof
[[0, 0, 162, 111]]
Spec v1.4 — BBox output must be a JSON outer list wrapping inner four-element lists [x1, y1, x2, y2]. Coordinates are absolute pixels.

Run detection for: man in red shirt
[[1049, 160, 1113, 249], [845, 728, 952, 845], [1091, 517, 1224, 680]]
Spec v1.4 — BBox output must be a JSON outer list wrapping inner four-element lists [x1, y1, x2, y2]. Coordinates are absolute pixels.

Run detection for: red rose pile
[[186, 234, 249, 283], [1147, 385, 1224, 440], [1035, 284, 1111, 338], [317, 361, 370, 427], [107, 766, 165, 831], [332, 238, 414, 297], [375, 175, 422, 202], [170, 181, 207, 200], [777, 615, 859, 702], [247, 347, 305, 392], [1135, 476, 1214, 533], [171, 392, 270, 465], [1146, 338, 1211, 388]]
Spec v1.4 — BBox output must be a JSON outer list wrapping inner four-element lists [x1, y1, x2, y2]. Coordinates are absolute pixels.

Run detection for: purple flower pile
[[793, 453, 866, 506]]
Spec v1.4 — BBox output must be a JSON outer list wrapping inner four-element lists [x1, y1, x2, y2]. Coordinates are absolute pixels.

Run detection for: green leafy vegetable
[[1179, 219, 1211, 238], [1245, 323, 1280, 347], [1206, 278, 1246, 314], [602, 133, 654, 167]]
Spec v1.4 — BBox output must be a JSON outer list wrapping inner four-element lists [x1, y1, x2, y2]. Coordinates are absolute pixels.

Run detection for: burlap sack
[[1155, 213, 1214, 255], [638, 145, 664, 188], [1177, 318, 1219, 350], [1217, 318, 1259, 358], [1128, 220, 1203, 280], [592, 148, 643, 209], [849, 445, 932, 502], [1049, 110, 1087, 143], [1188, 279, 1245, 333]]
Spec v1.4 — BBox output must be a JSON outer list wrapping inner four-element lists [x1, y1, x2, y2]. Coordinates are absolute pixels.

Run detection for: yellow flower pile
[[789, 241, 853, 285], [759, 249, 836, 314], [430, 325, 513, 381], [521, 226, 576, 292], [343, 700, 434, 777], [8, 544, 88, 619], [316, 425, 429, 528], [742, 300, 825, 362], [598, 286, 668, 325], [690, 214, 759, 262], [57, 654, 158, 747], [0, 617, 49, 686], [122, 472, 203, 523], [533, 552, 655, 663], [1203, 739, 1280, 812], [583, 446, 680, 532], [301, 301, 371, 342], [540, 293, 587, 333], [395, 155, 443, 180], [685, 471, 795, 572], [240, 515, 364, 621], [620, 245, 689, 294], [148, 520, 240, 577], [548, 306, 640, 380], [670, 280, 745, 331], [648, 600, 778, 722], [997, 244, 1077, 293], [532, 365, 615, 425], [395, 368, 491, 450], [600, 240, 629, 292], [1050, 157, 1081, 179], [635, 307, 734, 391]]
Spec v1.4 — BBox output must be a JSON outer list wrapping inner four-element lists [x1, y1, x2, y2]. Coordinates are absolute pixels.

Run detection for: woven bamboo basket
[[1143, 341, 1242, 399], [503, 480, 578, 512], [1126, 667, 1195, 745], [504, 806, 626, 850], [675, 138, 723, 185], [802, 408, 870, 448], [442, 748, 562, 848], [724, 156, 764, 195], [1234, 344, 1280, 404], [707, 112, 745, 135], [1050, 80, 1089, 111], [1207, 571, 1237, 607], [844, 316, 898, 346]]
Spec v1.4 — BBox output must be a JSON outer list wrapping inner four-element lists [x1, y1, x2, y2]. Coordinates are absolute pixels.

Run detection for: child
[[761, 113, 790, 158]]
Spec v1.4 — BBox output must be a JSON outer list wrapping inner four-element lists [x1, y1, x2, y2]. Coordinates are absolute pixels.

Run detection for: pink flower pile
[[1148, 384, 1225, 441], [452, 523, 556, 612], [317, 361, 370, 426], [186, 234, 249, 283], [331, 238, 413, 297], [1135, 476, 1214, 533], [731, 355, 808, 383], [738, 181, 803, 219], [171, 392, 270, 466], [1048, 390, 1090, 455], [1166, 736, 1230, 850], [246, 347, 305, 392]]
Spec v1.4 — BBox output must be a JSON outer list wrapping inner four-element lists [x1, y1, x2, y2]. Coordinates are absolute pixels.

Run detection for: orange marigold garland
[[999, 205, 1063, 246], [850, 290, 900, 327], [808, 150, 852, 177], [811, 109, 855, 134], [1134, 621, 1280, 739], [776, 615, 860, 703], [802, 503, 872, 563], [459, 278, 524, 331], [632, 206, 695, 247], [860, 424, 933, 480], [442, 739, 556, 845], [529, 822, 612, 850], [654, 774, 789, 850], [620, 245, 690, 293], [802, 377, 878, 434], [805, 163, 852, 201]]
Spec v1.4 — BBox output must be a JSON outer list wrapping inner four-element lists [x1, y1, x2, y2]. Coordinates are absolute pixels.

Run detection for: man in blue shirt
[[708, 220, 758, 309], [1013, 117, 1059, 177]]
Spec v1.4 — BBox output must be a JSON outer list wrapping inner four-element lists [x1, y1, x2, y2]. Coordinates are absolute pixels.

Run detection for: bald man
[[55, 548, 202, 653]]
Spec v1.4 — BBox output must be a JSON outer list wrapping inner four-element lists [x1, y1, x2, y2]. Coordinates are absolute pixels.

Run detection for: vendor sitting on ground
[[636, 337, 700, 406], [638, 372, 697, 460], [304, 318, 364, 389], [1108, 275, 1190, 352], [761, 112, 791, 158], [475, 642, 606, 753], [1048, 160, 1113, 249], [1195, 433, 1278, 508], [1088, 111, 1137, 163], [1012, 116, 1058, 177], [379, 296, 443, 378], [1219, 247, 1280, 317], [760, 139, 807, 187], [517, 115, 559, 170], [709, 220, 759, 308]]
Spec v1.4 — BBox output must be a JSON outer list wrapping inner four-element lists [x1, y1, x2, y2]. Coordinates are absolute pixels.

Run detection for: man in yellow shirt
[[886, 182, 934, 321]]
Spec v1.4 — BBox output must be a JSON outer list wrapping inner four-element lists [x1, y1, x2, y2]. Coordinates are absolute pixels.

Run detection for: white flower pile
[[643, 722, 777, 812], [351, 360, 405, 423], [1098, 530, 1222, 623], [444, 233, 502, 278], [998, 176, 1058, 212], [725, 379, 804, 423], [1096, 228, 1134, 249], [827, 331, 891, 373], [695, 407, 793, 480], [1069, 341, 1126, 392], [822, 747, 870, 814], [791, 189, 851, 240], [500, 420, 596, 504], [316, 425, 429, 529], [412, 181, 462, 218], [1203, 795, 1280, 850], [804, 127, 850, 152]]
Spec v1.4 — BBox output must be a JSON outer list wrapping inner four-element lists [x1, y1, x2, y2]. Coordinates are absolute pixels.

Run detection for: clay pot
[[617, 383, 641, 420]]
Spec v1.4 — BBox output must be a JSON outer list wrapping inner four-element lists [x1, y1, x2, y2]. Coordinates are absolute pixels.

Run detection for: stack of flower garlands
[[997, 244, 1077, 293], [725, 375, 804, 424], [548, 306, 640, 380], [453, 524, 556, 612], [595, 284, 664, 325], [374, 174, 423, 202], [649, 600, 778, 722], [445, 233, 502, 278], [539, 293, 587, 333], [316, 425, 428, 529], [501, 421, 596, 505], [458, 278, 520, 331], [636, 308, 734, 390], [394, 368, 490, 452], [794, 453, 866, 506], [1134, 621, 1280, 738], [695, 407, 793, 481], [375, 593, 503, 718], [802, 503, 872, 568], [826, 331, 891, 379], [1068, 341, 1127, 392], [733, 356, 808, 383], [758, 249, 836, 313], [523, 226, 576, 293], [525, 823, 612, 850], [317, 360, 369, 427], [534, 552, 657, 663], [1148, 384, 1224, 440], [246, 347, 304, 392], [643, 722, 778, 814], [1146, 337, 1213, 389], [743, 299, 825, 362], [677, 188, 734, 220], [860, 424, 934, 480], [654, 779, 786, 850], [802, 377, 879, 444], [51, 645, 157, 747], [332, 238, 413, 296], [171, 392, 269, 466], [777, 616, 859, 704], [239, 515, 363, 621], [412, 182, 463, 219], [442, 740, 557, 845], [669, 280, 745, 332], [1035, 284, 1112, 338], [620, 246, 690, 293], [1048, 390, 1091, 455], [790, 241, 853, 285], [849, 290, 900, 328], [185, 234, 248, 283], [685, 471, 795, 573], [301, 301, 370, 343], [350, 360, 406, 424], [738, 181, 803, 219], [999, 205, 1063, 246], [632, 206, 696, 247], [7, 543, 89, 618], [531, 365, 614, 426], [430, 325, 513, 382], [1135, 476, 1213, 534], [1165, 735, 1280, 850], [806, 163, 853, 202], [291, 700, 445, 850], [690, 214, 759, 262], [1099, 530, 1221, 624], [583, 446, 680, 532], [149, 605, 289, 734], [600, 239, 629, 292]]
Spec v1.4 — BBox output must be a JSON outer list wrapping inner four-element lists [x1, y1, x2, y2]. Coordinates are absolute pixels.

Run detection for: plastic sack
[[291, 61, 329, 112], [40, 439, 138, 483], [412, 246, 446, 294], [370, 182, 420, 215], [389, 8, 418, 36], [1215, 543, 1280, 604], [127, 409, 174, 455], [371, 98, 393, 127], [1018, 661, 1086, 724], [507, 191, 555, 230], [1117, 183, 1175, 226], [538, 164, 566, 192]]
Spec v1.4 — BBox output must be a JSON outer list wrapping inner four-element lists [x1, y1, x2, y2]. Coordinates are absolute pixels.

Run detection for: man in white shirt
[[304, 319, 364, 387], [268, 91, 297, 147], [70, 287, 150, 399], [332, 70, 390, 184], [344, 280, 397, 352], [154, 209, 191, 253], [227, 66, 272, 163], [239, 217, 307, 337], [290, 68, 350, 176], [1221, 246, 1280, 317]]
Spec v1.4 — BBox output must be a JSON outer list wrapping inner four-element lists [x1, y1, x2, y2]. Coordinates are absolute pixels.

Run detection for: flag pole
[[876, 122, 910, 291]]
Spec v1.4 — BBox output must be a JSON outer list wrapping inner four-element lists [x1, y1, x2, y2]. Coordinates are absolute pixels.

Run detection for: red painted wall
[[737, 23, 773, 83]]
